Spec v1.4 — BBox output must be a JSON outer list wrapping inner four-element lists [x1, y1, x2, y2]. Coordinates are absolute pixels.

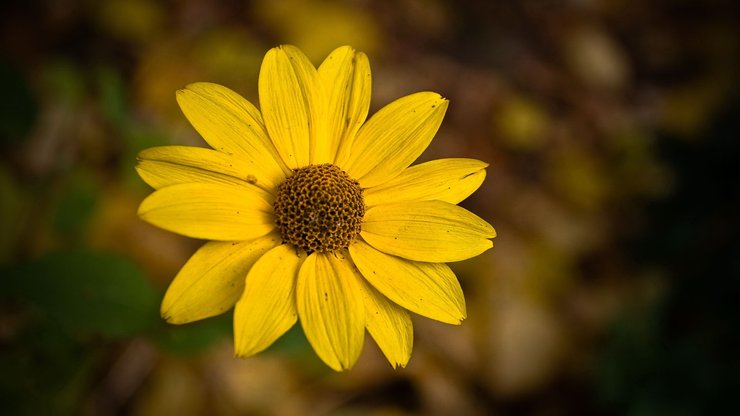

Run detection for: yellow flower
[[136, 45, 496, 371]]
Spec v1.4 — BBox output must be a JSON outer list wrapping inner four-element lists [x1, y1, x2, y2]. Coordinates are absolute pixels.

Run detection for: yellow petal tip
[[160, 310, 181, 325]]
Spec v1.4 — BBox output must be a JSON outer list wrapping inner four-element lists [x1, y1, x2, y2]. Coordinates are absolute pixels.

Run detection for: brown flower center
[[273, 164, 364, 253]]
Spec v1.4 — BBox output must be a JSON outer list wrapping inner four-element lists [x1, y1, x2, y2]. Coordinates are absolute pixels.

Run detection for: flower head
[[136, 45, 496, 370]]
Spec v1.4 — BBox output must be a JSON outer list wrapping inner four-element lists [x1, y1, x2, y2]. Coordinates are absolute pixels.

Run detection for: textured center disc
[[273, 164, 364, 253]]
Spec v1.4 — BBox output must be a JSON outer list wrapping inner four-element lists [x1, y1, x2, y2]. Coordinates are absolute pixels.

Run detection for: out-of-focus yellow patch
[[94, 0, 165, 44], [133, 30, 265, 125], [192, 29, 266, 99], [134, 41, 201, 124], [547, 145, 610, 212], [494, 95, 550, 151], [253, 0, 382, 62], [660, 80, 730, 139], [563, 25, 630, 91]]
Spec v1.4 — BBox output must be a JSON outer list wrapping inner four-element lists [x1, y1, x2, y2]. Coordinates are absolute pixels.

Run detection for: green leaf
[[153, 314, 232, 355], [96, 66, 128, 128], [2, 250, 159, 339], [0, 317, 99, 415], [52, 170, 100, 238], [267, 324, 312, 355], [42, 60, 84, 107]]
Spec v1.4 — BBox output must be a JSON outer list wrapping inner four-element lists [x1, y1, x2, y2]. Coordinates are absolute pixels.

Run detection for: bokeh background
[[1, 0, 738, 414]]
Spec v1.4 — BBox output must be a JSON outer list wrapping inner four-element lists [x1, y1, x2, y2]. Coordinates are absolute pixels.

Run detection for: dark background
[[1, 0, 738, 414]]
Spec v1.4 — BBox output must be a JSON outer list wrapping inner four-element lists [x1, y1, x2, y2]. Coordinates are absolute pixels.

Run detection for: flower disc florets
[[273, 164, 364, 253]]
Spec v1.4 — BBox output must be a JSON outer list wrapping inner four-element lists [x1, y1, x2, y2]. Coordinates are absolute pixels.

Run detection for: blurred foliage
[[0, 165, 26, 261], [154, 314, 232, 356], [598, 98, 740, 415], [0, 250, 157, 414], [0, 59, 38, 146], [2, 250, 158, 338], [0, 0, 738, 414]]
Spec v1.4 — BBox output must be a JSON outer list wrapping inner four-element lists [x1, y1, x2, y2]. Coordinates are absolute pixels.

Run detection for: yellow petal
[[258, 45, 317, 169], [138, 182, 274, 241], [234, 244, 303, 357], [350, 241, 466, 325], [314, 46, 371, 164], [161, 235, 280, 324], [357, 275, 413, 368], [361, 200, 495, 262], [176, 82, 288, 189], [341, 92, 448, 188], [135, 146, 272, 191], [364, 158, 488, 206], [296, 252, 364, 371]]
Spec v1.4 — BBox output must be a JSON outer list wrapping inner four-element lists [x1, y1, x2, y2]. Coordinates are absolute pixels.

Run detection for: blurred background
[[1, 0, 738, 414]]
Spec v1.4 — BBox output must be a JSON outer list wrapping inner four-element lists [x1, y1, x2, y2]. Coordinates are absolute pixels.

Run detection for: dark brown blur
[[1, 0, 738, 415]]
